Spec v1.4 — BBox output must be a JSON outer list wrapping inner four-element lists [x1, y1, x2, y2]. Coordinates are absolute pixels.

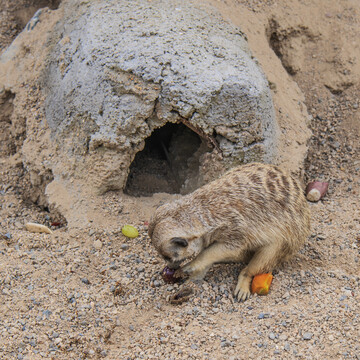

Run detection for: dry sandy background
[[0, 0, 359, 359]]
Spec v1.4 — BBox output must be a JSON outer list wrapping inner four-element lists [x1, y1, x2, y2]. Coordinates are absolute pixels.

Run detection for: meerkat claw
[[234, 284, 252, 302], [236, 290, 251, 302], [174, 268, 186, 279]]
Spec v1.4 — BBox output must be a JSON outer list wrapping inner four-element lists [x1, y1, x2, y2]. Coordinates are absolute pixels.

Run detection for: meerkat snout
[[159, 237, 189, 268]]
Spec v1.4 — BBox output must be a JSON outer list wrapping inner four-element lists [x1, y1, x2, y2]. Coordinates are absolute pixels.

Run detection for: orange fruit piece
[[251, 273, 273, 295]]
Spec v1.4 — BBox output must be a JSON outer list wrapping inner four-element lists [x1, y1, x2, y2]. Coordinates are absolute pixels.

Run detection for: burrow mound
[[0, 0, 314, 226], [40, 0, 277, 196]]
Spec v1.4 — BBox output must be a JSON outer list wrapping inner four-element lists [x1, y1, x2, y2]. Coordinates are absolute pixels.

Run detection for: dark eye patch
[[171, 237, 188, 247], [163, 255, 171, 262]]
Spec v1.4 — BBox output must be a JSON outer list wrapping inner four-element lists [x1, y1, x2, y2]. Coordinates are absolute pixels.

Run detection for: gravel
[[303, 332, 313, 340], [0, 195, 358, 359], [1, 0, 360, 359]]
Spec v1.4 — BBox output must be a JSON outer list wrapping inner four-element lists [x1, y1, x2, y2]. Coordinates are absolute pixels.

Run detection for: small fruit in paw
[[251, 273, 273, 295], [162, 266, 182, 283], [305, 181, 329, 202]]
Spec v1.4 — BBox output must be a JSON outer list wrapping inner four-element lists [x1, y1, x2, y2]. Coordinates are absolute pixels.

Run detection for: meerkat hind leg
[[234, 243, 281, 302], [181, 242, 240, 281]]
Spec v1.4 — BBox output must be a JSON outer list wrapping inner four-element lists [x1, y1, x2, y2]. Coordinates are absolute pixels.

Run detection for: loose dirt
[[0, 0, 359, 359]]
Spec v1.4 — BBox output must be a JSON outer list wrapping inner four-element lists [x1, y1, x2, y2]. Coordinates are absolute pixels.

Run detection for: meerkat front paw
[[234, 283, 252, 302], [173, 265, 194, 280], [178, 261, 208, 281], [173, 268, 185, 280], [234, 274, 252, 302]]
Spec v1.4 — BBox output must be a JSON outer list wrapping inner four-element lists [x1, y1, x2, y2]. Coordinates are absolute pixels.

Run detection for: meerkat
[[148, 163, 311, 301]]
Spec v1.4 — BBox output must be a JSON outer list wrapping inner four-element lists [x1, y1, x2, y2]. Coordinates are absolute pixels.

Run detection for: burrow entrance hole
[[13, 0, 61, 29], [124, 123, 211, 197]]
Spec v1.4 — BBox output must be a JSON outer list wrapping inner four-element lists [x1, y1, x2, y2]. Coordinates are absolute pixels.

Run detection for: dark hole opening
[[13, 0, 61, 31], [0, 90, 16, 156], [267, 20, 297, 76], [269, 32, 282, 59], [1, 1, 62, 52], [124, 122, 211, 197]]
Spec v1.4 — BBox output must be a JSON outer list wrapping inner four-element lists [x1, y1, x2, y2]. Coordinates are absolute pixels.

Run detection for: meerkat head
[[149, 218, 203, 269]]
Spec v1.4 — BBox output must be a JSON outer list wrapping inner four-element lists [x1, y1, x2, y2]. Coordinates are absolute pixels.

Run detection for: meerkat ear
[[171, 237, 188, 247]]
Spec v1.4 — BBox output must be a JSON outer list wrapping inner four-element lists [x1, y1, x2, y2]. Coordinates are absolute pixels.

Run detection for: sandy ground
[[1, 0, 360, 359]]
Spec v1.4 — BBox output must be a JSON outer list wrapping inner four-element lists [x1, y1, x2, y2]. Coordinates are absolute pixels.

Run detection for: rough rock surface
[[42, 0, 277, 193], [0, 0, 311, 225]]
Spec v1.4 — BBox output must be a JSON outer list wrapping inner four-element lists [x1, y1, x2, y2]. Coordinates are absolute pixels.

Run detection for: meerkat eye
[[163, 255, 171, 262], [171, 237, 188, 247]]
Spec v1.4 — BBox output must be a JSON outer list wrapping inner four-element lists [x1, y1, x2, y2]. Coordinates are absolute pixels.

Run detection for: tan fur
[[148, 163, 311, 301]]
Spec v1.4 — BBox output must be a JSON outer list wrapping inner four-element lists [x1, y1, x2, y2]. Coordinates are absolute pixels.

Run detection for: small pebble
[[282, 292, 290, 299], [54, 337, 62, 345], [221, 340, 232, 348], [43, 310, 52, 319], [94, 240, 103, 250], [303, 332, 313, 340]]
